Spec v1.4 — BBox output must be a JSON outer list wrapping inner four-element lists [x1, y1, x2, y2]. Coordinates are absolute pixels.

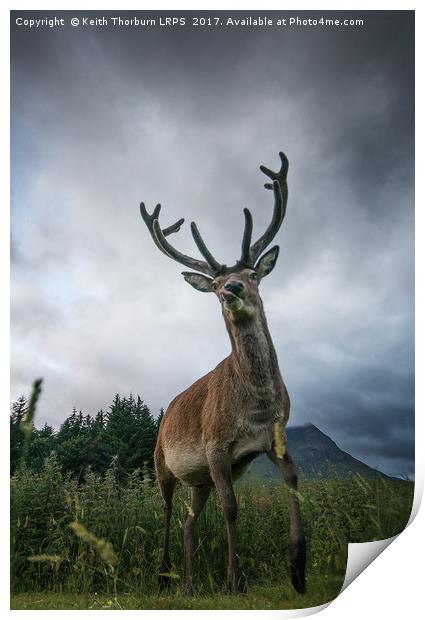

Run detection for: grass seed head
[[28, 554, 63, 564], [20, 378, 43, 437], [69, 521, 118, 567]]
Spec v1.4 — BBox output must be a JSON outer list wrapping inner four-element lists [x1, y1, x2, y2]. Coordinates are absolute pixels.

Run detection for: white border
[[3, 1, 422, 619]]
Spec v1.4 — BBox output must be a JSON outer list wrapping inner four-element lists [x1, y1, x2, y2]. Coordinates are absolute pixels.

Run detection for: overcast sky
[[11, 11, 414, 477]]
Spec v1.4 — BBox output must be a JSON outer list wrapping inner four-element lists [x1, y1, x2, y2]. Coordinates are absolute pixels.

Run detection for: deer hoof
[[290, 564, 306, 594], [290, 539, 306, 594]]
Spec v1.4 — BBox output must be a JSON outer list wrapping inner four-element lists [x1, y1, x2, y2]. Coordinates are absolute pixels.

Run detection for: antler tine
[[250, 179, 286, 263], [140, 202, 183, 253], [260, 151, 289, 190], [240, 208, 253, 266], [190, 222, 223, 274], [140, 202, 184, 237], [260, 152, 288, 222], [140, 203, 168, 253], [139, 202, 159, 227], [152, 221, 215, 275], [140, 202, 214, 275], [140, 202, 185, 238], [163, 218, 185, 237]]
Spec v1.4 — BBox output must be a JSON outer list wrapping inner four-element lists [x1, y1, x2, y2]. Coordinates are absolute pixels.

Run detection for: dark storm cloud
[[11, 11, 414, 477]]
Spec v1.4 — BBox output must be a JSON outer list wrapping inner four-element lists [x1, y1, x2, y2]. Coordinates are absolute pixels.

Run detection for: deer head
[[139, 152, 288, 322]]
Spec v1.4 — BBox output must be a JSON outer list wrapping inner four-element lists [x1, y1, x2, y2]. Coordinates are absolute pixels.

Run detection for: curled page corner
[[340, 477, 421, 594], [341, 535, 398, 592], [407, 476, 423, 526]]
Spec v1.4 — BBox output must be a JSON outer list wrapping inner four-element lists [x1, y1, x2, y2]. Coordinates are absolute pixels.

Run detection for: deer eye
[[249, 272, 258, 281], [211, 282, 218, 290]]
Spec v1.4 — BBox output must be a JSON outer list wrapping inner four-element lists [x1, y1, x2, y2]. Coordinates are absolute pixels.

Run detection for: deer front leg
[[184, 484, 211, 596], [208, 458, 246, 594], [267, 448, 306, 593]]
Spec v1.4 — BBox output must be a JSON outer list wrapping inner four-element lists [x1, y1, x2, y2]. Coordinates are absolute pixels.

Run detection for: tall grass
[[10, 454, 414, 598]]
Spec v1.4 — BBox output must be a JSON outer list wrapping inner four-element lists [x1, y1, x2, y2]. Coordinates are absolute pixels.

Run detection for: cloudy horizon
[[11, 10, 414, 477]]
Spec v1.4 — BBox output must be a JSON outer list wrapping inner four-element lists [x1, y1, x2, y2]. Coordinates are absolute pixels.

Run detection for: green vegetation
[[9, 383, 414, 609], [10, 392, 160, 479], [10, 577, 341, 610], [11, 456, 413, 609]]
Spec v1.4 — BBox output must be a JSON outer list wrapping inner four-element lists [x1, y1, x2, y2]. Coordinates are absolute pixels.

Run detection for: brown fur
[[154, 270, 305, 594]]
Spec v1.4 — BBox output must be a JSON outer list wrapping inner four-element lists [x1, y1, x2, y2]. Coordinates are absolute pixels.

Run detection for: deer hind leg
[[155, 448, 177, 589], [209, 459, 246, 594], [184, 484, 212, 596], [267, 449, 306, 594]]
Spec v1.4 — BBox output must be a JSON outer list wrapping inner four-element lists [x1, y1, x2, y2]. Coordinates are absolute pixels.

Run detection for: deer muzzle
[[221, 281, 245, 306]]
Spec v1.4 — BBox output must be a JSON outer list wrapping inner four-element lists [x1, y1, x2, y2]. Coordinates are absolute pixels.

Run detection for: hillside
[[249, 423, 391, 480]]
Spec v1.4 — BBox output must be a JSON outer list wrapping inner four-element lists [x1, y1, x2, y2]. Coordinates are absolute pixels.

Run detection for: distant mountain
[[248, 424, 391, 480]]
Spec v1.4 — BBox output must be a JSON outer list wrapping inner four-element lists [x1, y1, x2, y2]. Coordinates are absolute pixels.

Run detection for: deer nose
[[224, 281, 244, 295]]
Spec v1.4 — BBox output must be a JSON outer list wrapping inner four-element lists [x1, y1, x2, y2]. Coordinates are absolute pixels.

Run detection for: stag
[[139, 152, 305, 595]]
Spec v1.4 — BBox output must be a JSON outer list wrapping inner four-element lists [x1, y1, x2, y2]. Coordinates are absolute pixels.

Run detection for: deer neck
[[224, 302, 281, 393]]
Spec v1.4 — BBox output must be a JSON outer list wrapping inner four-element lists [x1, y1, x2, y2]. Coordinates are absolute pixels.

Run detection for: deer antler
[[249, 152, 288, 264], [229, 152, 288, 269], [139, 202, 224, 276], [139, 152, 288, 275], [239, 208, 253, 266]]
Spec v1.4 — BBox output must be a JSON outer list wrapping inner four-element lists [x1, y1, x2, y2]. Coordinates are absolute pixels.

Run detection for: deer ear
[[254, 246, 280, 280], [181, 272, 215, 293]]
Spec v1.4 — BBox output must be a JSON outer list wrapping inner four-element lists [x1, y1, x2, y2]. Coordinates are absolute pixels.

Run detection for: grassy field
[[10, 455, 414, 610], [11, 575, 341, 610]]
